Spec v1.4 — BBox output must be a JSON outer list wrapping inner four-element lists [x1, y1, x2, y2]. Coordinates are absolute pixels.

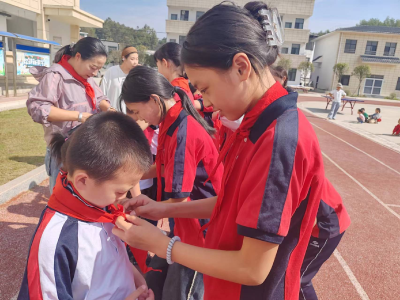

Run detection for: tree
[[277, 58, 291, 71], [333, 63, 349, 83], [352, 65, 371, 96], [357, 16, 400, 27], [298, 61, 314, 86], [136, 45, 148, 65], [145, 54, 157, 68], [311, 29, 330, 36], [107, 50, 121, 65]]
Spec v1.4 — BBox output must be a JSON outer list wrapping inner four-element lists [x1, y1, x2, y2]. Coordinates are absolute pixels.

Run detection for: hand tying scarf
[[58, 55, 96, 110], [47, 170, 158, 274], [155, 101, 184, 201]]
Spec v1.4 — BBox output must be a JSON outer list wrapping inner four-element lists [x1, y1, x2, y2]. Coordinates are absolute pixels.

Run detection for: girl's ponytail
[[54, 45, 73, 63], [174, 87, 215, 136], [49, 133, 71, 169]]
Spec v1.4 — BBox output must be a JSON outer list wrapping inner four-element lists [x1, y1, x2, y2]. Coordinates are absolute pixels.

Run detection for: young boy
[[327, 83, 346, 120], [367, 108, 381, 123], [17, 112, 154, 300]]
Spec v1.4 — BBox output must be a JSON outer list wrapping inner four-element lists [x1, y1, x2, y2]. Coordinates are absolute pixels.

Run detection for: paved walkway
[[1, 94, 400, 299]]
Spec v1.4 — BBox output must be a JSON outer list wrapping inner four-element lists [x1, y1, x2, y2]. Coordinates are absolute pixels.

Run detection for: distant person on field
[[327, 83, 346, 120], [392, 119, 400, 136], [360, 108, 369, 122], [357, 109, 365, 123], [100, 46, 139, 113], [367, 108, 381, 123], [26, 37, 112, 194]]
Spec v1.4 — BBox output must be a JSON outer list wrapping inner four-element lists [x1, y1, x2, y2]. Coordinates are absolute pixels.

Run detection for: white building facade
[[165, 0, 315, 85], [311, 26, 400, 97]]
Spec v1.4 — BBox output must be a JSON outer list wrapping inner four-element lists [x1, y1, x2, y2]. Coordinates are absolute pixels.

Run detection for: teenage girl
[[27, 37, 112, 193], [114, 2, 333, 300], [120, 66, 223, 300], [101, 46, 139, 112], [154, 42, 195, 104]]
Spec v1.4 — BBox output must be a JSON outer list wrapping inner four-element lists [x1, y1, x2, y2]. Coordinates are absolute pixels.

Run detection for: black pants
[[299, 232, 345, 300]]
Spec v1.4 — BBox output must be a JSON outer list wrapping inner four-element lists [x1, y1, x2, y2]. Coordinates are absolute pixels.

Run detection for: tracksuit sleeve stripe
[[257, 109, 299, 236], [54, 218, 78, 299], [171, 118, 188, 193], [26, 208, 56, 300]]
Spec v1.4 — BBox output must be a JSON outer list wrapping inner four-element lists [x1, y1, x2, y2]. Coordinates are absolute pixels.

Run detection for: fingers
[[147, 289, 155, 300], [115, 216, 133, 231], [124, 285, 147, 300], [125, 214, 143, 225]]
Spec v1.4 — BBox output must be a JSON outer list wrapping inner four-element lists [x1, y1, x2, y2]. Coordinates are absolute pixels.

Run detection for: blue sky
[[81, 0, 400, 38]]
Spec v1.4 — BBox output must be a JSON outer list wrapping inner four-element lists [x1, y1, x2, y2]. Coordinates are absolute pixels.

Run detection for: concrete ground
[[299, 100, 400, 153]]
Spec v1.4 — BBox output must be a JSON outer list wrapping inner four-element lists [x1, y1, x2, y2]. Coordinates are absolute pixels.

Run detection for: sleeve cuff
[[237, 224, 284, 244], [164, 191, 191, 199]]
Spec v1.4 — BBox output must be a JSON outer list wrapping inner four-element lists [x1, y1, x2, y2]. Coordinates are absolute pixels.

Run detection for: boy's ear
[[73, 171, 90, 191]]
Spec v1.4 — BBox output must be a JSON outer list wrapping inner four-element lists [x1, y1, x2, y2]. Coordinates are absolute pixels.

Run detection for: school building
[[311, 26, 400, 98], [165, 0, 316, 86], [0, 0, 103, 94]]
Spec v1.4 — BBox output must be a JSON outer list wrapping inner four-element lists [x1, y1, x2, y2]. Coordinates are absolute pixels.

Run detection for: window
[[288, 69, 297, 81], [281, 47, 289, 54], [179, 35, 186, 45], [170, 39, 176, 43], [108, 46, 117, 52], [341, 75, 350, 86], [291, 44, 300, 55], [384, 42, 397, 56], [171, 14, 178, 20], [364, 76, 384, 95], [396, 78, 400, 91], [344, 39, 357, 53], [306, 41, 314, 51], [365, 41, 378, 55], [295, 18, 304, 29], [180, 10, 189, 21], [285, 22, 292, 28], [196, 11, 205, 20]]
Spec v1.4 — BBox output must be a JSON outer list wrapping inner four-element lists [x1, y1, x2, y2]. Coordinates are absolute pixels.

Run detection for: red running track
[[0, 99, 400, 299]]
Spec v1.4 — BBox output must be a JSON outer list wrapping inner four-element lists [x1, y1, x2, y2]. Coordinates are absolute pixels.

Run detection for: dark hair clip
[[258, 8, 284, 46]]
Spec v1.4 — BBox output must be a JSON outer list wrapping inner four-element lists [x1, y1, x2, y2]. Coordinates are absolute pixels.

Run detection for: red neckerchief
[[58, 55, 96, 109], [204, 83, 288, 226], [171, 77, 195, 104], [47, 170, 125, 224], [156, 101, 184, 201]]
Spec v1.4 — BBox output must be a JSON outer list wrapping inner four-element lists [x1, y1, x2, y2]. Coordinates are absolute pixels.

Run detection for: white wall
[[167, 33, 180, 43], [311, 32, 341, 91], [49, 19, 70, 47]]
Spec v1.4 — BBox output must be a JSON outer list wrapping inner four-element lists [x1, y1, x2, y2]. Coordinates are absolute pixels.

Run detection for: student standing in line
[[154, 42, 195, 105], [26, 37, 112, 193], [120, 66, 223, 300], [327, 83, 346, 120], [101, 46, 139, 113], [114, 2, 332, 300]]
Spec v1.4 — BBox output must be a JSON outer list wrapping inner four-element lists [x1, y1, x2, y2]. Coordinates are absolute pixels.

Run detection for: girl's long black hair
[[120, 66, 215, 135]]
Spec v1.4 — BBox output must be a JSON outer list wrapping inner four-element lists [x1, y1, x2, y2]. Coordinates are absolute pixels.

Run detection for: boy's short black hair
[[50, 112, 152, 182], [376, 108, 381, 113], [360, 108, 365, 112]]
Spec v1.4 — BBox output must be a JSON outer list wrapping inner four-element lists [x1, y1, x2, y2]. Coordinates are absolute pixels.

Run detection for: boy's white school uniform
[[18, 208, 136, 300]]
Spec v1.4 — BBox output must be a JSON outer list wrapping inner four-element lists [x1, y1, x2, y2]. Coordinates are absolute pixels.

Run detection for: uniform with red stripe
[[204, 83, 325, 300]]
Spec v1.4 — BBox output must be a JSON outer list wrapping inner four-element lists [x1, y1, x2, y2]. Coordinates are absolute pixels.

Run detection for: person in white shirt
[[101, 46, 139, 113], [327, 83, 346, 120]]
